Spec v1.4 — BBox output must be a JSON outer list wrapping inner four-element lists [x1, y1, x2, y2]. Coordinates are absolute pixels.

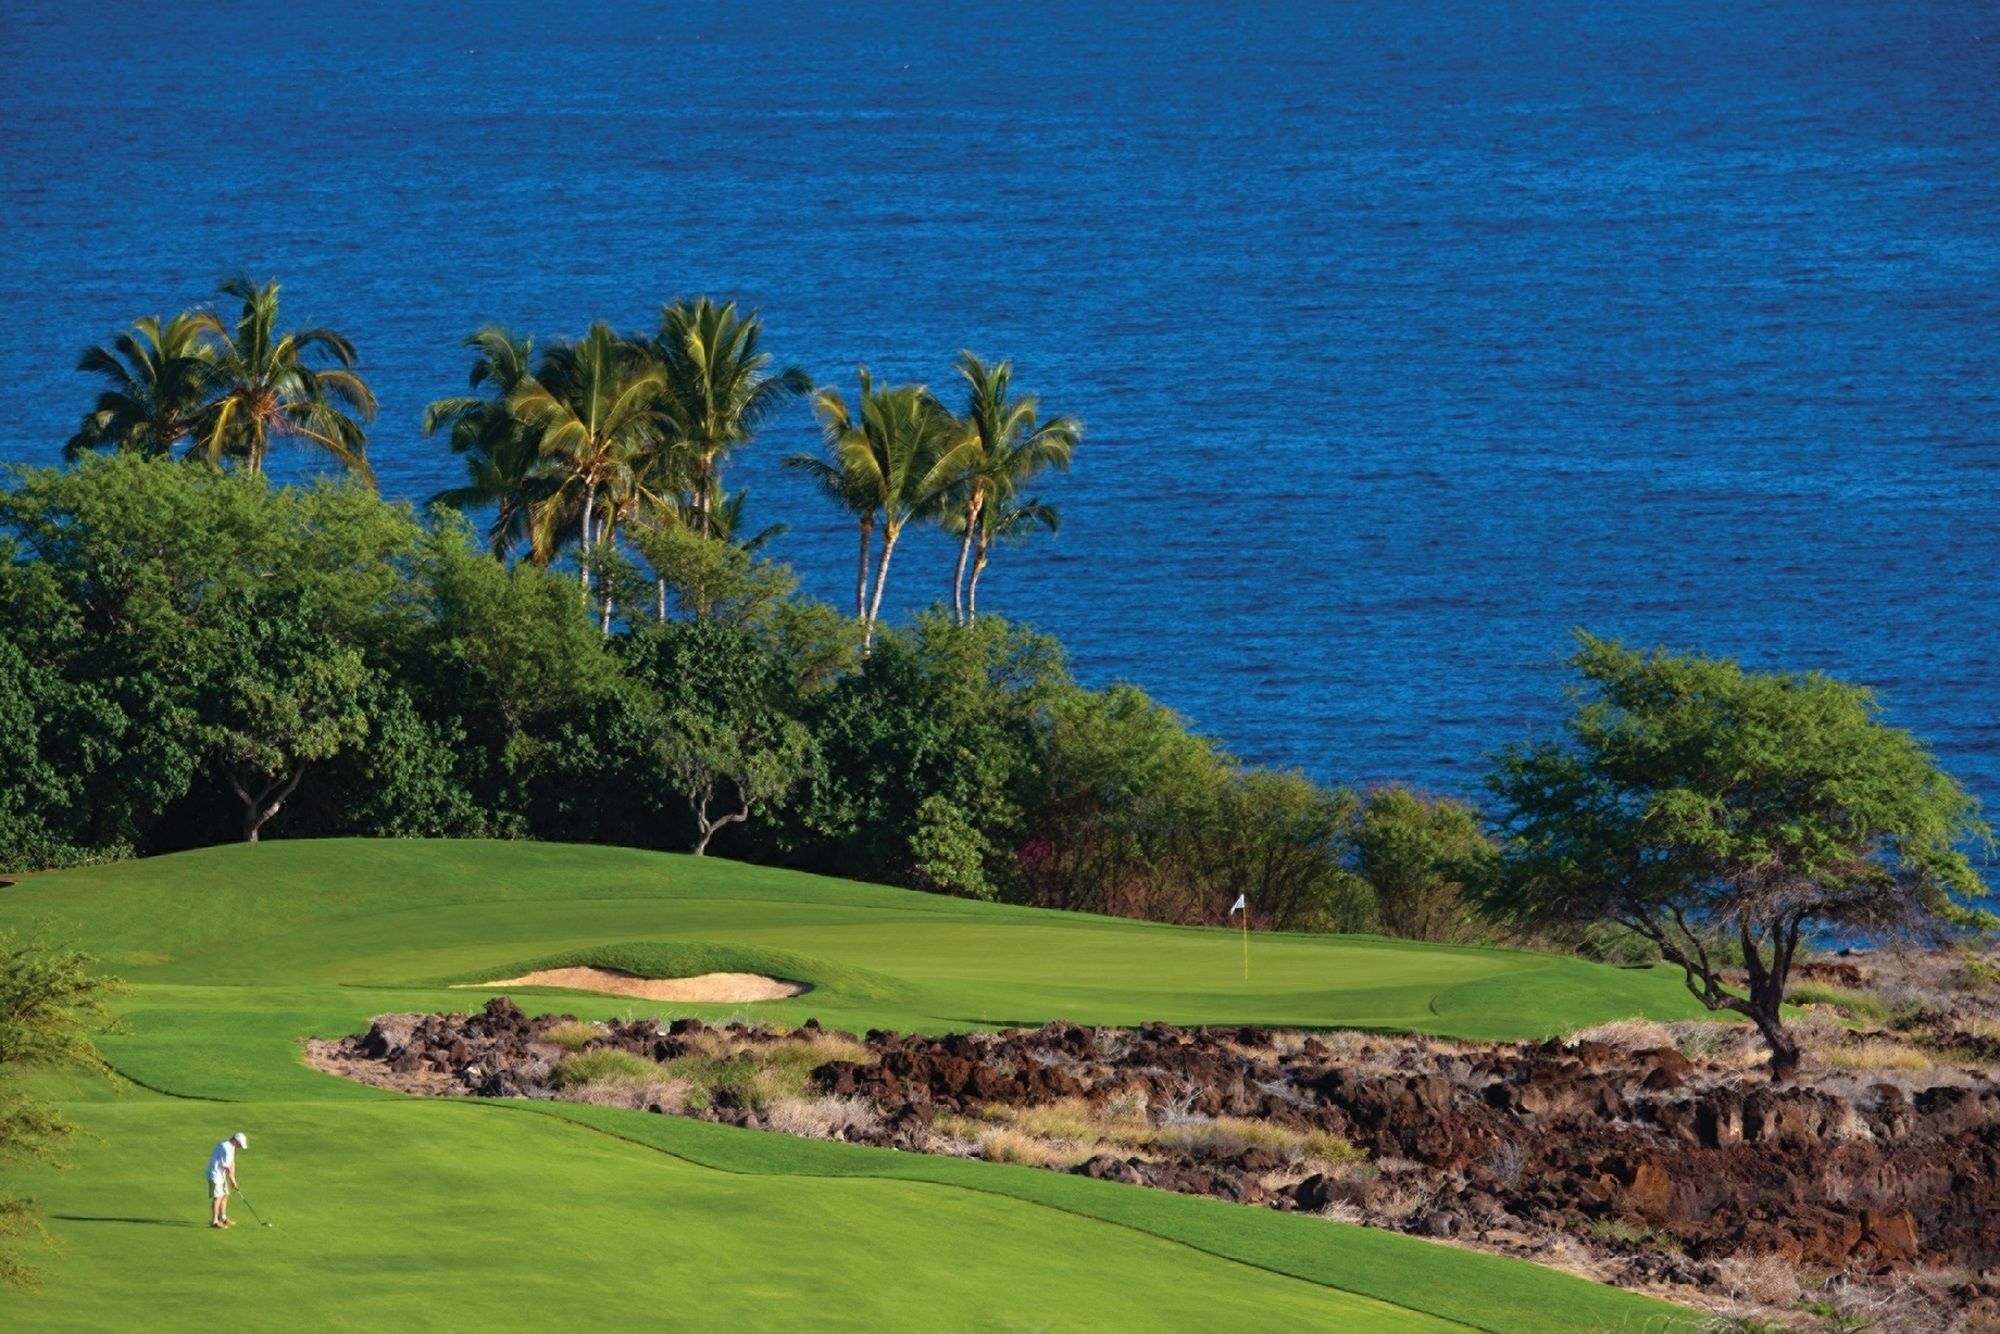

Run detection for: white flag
[[1229, 893, 1246, 915]]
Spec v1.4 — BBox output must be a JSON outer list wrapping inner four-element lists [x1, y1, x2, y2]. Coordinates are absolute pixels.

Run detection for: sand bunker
[[459, 966, 809, 1003]]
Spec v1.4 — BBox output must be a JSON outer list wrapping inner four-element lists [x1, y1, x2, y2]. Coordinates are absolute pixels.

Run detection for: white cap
[[232, 1132, 249, 1148]]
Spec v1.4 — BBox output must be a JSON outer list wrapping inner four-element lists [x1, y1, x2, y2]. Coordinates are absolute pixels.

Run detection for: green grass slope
[[0, 840, 1706, 1331]]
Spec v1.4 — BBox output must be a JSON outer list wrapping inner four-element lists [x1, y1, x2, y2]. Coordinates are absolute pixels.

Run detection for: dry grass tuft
[[1817, 1037, 1935, 1073], [540, 1019, 604, 1050], [565, 1074, 692, 1112], [1101, 1086, 1149, 1120], [1011, 1097, 1145, 1145], [975, 1125, 1081, 1169], [1790, 982, 1901, 1024], [763, 1094, 882, 1140], [553, 1047, 657, 1088], [1151, 1114, 1305, 1158], [1570, 1019, 1675, 1051], [803, 1033, 870, 1066]]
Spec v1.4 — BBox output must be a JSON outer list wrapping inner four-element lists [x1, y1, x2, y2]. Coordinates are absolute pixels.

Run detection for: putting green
[[1, 840, 1705, 1330]]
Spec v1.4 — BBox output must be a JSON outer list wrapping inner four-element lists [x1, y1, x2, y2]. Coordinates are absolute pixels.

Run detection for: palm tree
[[423, 328, 546, 558], [650, 298, 810, 536], [64, 312, 219, 460], [784, 441, 881, 622], [193, 278, 377, 480], [709, 488, 788, 554], [965, 496, 1059, 621], [509, 323, 667, 612], [941, 353, 1080, 624], [797, 369, 971, 650]]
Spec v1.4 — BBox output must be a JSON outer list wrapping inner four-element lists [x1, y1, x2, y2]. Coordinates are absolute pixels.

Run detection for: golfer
[[206, 1132, 248, 1228]]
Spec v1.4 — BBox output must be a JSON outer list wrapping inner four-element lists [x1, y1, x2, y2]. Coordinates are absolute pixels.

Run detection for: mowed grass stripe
[[24, 1098, 1445, 1332], [0, 840, 1706, 1329]]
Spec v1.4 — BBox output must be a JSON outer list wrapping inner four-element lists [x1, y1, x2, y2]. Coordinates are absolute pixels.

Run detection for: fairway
[[2, 840, 1704, 1330]]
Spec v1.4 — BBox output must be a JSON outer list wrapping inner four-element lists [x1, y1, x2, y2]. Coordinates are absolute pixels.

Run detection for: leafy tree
[[0, 637, 128, 871], [334, 689, 496, 839], [798, 371, 972, 649], [940, 353, 1078, 624], [1216, 771, 1372, 932], [0, 458, 424, 852], [1485, 633, 1991, 1078], [409, 516, 616, 781], [649, 298, 810, 536], [194, 278, 377, 480], [756, 597, 862, 700], [1345, 786, 1496, 943], [1022, 682, 1231, 920], [64, 313, 217, 460], [633, 525, 797, 625], [0, 933, 119, 1289], [656, 708, 811, 855], [207, 609, 373, 841], [909, 793, 996, 898], [799, 614, 1064, 882]]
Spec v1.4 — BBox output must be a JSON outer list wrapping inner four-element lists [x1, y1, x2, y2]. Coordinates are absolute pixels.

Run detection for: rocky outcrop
[[313, 1003, 2000, 1321]]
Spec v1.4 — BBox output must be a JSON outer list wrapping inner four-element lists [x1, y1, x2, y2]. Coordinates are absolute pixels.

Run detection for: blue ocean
[[3, 1, 1996, 817]]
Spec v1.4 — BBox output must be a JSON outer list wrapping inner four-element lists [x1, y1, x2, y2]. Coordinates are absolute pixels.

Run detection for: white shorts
[[208, 1174, 228, 1199]]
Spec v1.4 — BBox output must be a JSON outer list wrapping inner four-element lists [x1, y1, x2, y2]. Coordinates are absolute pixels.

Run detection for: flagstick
[[1241, 910, 1248, 981]]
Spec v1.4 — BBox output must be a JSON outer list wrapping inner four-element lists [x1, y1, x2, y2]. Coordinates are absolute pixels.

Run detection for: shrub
[[1344, 786, 1496, 944], [1946, 955, 2000, 993], [1303, 1130, 1367, 1169]]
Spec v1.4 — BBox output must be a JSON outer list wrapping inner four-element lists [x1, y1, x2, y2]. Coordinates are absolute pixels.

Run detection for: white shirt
[[208, 1139, 236, 1179]]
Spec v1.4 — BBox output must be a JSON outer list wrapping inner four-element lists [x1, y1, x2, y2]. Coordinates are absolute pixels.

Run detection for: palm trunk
[[864, 521, 901, 651], [598, 520, 617, 636], [951, 494, 983, 625], [967, 532, 992, 621], [579, 482, 598, 595], [695, 456, 715, 538], [658, 578, 668, 623], [855, 514, 875, 621]]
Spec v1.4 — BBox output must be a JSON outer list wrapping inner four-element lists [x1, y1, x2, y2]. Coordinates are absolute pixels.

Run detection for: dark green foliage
[[206, 606, 373, 841], [1484, 632, 1991, 1075], [1223, 771, 1376, 933], [1021, 683, 1231, 917], [1343, 787, 1496, 944], [1019, 687, 1373, 931], [0, 932, 120, 1288], [797, 613, 1066, 886], [0, 637, 129, 870], [331, 690, 498, 839], [11, 456, 1980, 973]]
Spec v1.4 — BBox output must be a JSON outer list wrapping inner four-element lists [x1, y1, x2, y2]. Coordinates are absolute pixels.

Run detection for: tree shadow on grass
[[51, 1214, 207, 1228]]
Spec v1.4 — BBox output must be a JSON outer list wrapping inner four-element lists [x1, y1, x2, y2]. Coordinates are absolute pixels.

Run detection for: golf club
[[232, 1186, 274, 1229]]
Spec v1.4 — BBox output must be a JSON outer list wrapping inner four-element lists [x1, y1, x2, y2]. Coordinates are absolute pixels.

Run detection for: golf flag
[[1229, 893, 1246, 915]]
